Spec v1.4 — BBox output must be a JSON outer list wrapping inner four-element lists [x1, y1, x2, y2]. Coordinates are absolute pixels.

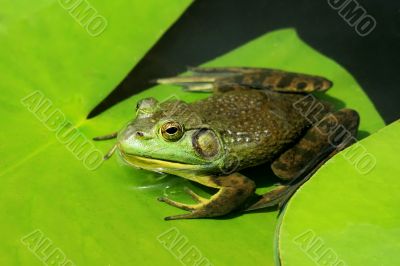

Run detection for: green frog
[[94, 67, 359, 220]]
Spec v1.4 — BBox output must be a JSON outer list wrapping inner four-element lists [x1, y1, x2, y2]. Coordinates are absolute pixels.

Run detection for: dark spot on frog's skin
[[236, 188, 245, 197], [212, 177, 222, 186], [313, 79, 323, 90], [277, 74, 295, 88], [297, 148, 318, 162], [136, 131, 144, 137], [230, 179, 239, 185], [272, 160, 289, 171], [249, 72, 266, 87], [233, 75, 245, 84], [303, 130, 319, 142], [265, 85, 274, 90], [296, 82, 308, 90], [218, 86, 234, 93]]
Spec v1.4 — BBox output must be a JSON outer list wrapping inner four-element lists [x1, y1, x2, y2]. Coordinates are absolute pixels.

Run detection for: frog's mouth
[[118, 149, 207, 175]]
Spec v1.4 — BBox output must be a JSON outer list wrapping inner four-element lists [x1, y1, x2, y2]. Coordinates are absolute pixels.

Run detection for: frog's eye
[[160, 121, 184, 141]]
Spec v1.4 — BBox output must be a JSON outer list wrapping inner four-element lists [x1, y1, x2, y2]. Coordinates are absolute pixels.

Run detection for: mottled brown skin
[[186, 66, 333, 93], [95, 67, 360, 220], [190, 89, 315, 169]]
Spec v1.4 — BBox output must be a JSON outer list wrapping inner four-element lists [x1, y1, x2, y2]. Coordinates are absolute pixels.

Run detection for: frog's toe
[[157, 197, 199, 211], [164, 211, 206, 221], [246, 185, 291, 211], [158, 196, 211, 220], [183, 187, 208, 203]]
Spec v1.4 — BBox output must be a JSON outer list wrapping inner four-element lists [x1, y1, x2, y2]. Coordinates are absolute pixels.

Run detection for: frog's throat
[[119, 151, 208, 177]]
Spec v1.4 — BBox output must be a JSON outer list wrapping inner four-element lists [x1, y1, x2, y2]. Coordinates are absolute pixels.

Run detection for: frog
[[94, 67, 360, 220]]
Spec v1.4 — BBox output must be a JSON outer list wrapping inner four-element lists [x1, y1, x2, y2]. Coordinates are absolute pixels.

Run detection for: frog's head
[[116, 97, 225, 176]]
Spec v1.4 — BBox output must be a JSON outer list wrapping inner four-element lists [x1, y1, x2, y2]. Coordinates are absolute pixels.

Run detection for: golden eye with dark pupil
[[161, 122, 184, 141], [166, 127, 178, 134]]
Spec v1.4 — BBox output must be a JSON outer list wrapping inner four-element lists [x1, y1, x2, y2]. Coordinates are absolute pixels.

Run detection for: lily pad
[[278, 121, 399, 266], [0, 2, 385, 265]]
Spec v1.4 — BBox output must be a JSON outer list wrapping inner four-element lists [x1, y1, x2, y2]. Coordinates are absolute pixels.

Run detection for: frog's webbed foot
[[156, 67, 332, 93], [158, 188, 206, 212], [182, 187, 208, 203], [246, 109, 360, 211], [158, 173, 255, 220]]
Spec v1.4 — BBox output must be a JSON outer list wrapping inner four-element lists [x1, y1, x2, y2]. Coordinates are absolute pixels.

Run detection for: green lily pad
[[278, 121, 399, 266], [0, 2, 385, 265]]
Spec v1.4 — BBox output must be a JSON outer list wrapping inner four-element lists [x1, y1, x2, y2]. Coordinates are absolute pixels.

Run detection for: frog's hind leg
[[158, 173, 255, 220], [156, 68, 234, 92], [246, 108, 360, 211], [156, 67, 332, 93]]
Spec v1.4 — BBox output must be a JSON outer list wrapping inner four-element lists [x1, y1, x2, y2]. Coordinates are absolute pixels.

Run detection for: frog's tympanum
[[94, 67, 359, 220]]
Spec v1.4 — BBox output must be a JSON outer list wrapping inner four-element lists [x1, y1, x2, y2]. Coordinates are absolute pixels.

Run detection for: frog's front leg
[[93, 132, 119, 160], [93, 131, 118, 141], [158, 173, 255, 220]]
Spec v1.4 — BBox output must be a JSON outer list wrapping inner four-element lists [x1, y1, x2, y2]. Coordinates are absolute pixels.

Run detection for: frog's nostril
[[136, 131, 144, 137]]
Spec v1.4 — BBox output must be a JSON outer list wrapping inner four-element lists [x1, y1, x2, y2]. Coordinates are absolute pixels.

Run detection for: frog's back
[[190, 89, 314, 167]]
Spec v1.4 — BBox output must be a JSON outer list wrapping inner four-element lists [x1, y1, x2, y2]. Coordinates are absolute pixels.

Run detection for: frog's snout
[[119, 128, 151, 143], [116, 125, 152, 156]]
